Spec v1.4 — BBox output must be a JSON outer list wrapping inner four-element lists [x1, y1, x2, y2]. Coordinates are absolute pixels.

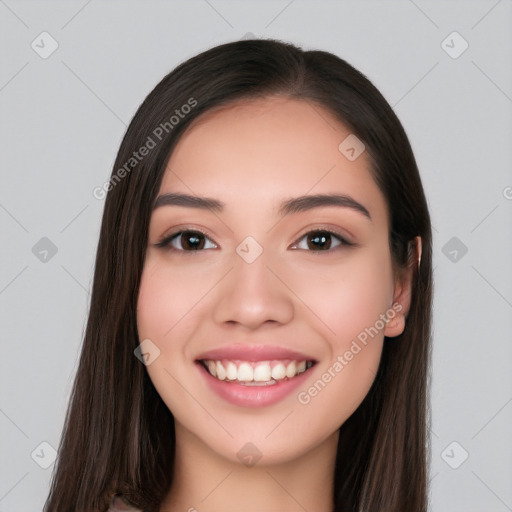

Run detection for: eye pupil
[[308, 232, 331, 250], [182, 232, 205, 250]]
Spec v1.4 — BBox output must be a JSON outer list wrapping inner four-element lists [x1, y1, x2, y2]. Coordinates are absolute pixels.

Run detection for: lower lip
[[196, 362, 314, 407]]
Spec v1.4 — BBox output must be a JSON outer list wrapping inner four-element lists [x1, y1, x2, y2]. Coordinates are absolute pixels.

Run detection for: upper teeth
[[204, 359, 313, 384]]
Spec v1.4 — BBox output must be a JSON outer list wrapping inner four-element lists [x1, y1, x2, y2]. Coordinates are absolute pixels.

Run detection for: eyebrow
[[153, 192, 371, 220]]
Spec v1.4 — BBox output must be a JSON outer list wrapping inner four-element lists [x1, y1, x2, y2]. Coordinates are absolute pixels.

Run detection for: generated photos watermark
[[92, 97, 198, 200], [297, 302, 403, 405]]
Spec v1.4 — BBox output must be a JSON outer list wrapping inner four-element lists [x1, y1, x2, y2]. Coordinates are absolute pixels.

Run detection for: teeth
[[207, 360, 217, 377], [239, 379, 277, 386], [203, 359, 313, 384], [285, 361, 297, 378], [226, 361, 237, 380], [216, 361, 226, 380], [237, 362, 253, 382], [271, 363, 286, 380], [254, 363, 272, 382]]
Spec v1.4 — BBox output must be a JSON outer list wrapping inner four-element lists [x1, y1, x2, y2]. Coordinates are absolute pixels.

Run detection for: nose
[[211, 252, 295, 330]]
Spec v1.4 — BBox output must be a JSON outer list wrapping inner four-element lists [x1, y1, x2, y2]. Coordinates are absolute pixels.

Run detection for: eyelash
[[154, 227, 356, 254]]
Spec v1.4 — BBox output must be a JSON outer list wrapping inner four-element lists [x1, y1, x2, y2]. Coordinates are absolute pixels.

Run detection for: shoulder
[[107, 494, 144, 512]]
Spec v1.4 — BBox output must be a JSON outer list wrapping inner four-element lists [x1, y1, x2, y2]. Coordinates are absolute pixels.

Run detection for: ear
[[384, 236, 422, 338]]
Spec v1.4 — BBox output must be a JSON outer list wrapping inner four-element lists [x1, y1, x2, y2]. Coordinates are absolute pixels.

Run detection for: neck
[[160, 424, 339, 512]]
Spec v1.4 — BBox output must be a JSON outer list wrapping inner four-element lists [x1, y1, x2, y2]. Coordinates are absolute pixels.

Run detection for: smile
[[201, 359, 315, 386], [196, 358, 317, 407]]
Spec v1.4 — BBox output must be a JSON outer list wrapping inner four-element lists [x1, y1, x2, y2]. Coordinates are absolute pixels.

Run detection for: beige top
[[107, 494, 143, 511]]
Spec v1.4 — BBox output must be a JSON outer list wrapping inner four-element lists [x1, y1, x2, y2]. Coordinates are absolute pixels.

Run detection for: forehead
[[159, 96, 388, 227]]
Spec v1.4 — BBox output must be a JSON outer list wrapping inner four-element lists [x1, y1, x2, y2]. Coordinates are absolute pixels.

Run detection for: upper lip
[[196, 344, 317, 362]]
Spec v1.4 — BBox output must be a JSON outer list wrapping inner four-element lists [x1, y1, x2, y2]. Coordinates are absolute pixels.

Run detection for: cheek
[[137, 272, 168, 342], [286, 248, 395, 349], [137, 258, 213, 342], [284, 248, 394, 413], [136, 260, 205, 416]]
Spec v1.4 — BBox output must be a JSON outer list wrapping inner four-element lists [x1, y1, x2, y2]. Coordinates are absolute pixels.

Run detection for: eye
[[155, 230, 217, 251], [290, 230, 353, 251]]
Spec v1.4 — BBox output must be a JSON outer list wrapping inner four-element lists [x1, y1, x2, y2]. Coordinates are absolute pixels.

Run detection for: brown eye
[[291, 230, 352, 252], [179, 232, 205, 250], [306, 232, 333, 250], [156, 230, 217, 251]]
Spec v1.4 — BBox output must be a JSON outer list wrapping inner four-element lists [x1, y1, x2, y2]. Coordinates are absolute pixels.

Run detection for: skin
[[136, 96, 416, 512]]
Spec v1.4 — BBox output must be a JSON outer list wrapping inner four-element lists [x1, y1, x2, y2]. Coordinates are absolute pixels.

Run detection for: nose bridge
[[211, 245, 294, 329]]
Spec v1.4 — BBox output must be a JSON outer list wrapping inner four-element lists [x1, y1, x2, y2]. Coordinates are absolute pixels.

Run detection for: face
[[137, 96, 408, 466]]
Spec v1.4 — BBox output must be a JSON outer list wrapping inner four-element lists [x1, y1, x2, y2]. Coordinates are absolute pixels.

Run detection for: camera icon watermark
[[236, 442, 262, 467], [236, 236, 263, 264], [134, 338, 161, 366], [338, 134, 365, 161], [442, 236, 468, 263], [441, 31, 469, 59], [31, 441, 57, 469], [32, 237, 58, 263], [31, 31, 59, 59], [441, 441, 469, 469]]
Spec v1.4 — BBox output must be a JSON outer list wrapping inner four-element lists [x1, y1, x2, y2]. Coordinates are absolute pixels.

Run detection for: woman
[[43, 38, 433, 512]]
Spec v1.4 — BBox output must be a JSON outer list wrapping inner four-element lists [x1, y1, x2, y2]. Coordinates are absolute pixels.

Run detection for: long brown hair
[[43, 38, 432, 512]]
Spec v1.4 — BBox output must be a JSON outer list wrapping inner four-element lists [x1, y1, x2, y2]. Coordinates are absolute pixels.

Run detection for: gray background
[[1, 1, 511, 510]]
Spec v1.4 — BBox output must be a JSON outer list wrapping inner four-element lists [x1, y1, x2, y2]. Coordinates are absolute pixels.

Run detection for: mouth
[[199, 358, 316, 386], [194, 351, 318, 407], [194, 344, 318, 407]]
